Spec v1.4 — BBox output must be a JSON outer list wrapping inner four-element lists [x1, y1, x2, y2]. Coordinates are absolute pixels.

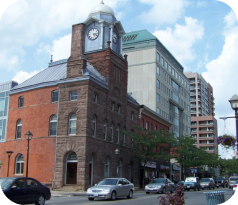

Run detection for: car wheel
[[187, 189, 190, 191], [35, 194, 45, 205], [127, 190, 133, 199], [88, 198, 94, 201], [162, 187, 166, 194], [146, 192, 150, 194], [111, 191, 116, 200], [213, 186, 215, 189], [209, 186, 211, 190], [194, 187, 197, 191], [171, 187, 175, 193], [202, 188, 204, 190], [198, 186, 200, 191]]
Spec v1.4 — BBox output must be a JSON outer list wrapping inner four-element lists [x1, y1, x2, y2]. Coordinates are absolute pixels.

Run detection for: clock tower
[[84, 1, 125, 55]]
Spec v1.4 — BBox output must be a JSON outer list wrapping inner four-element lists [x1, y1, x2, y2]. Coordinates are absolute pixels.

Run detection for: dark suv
[[215, 177, 228, 188]]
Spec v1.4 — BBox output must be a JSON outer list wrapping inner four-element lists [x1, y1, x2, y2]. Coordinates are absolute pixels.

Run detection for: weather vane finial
[[101, 0, 104, 4]]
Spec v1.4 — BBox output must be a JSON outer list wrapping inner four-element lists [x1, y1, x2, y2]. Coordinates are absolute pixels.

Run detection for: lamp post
[[115, 149, 120, 177], [6, 151, 13, 177], [229, 95, 238, 166], [25, 131, 33, 177]]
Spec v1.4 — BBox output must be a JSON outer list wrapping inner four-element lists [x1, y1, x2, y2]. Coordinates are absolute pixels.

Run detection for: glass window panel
[[70, 91, 78, 101], [0, 98, 5, 117], [52, 90, 59, 102]]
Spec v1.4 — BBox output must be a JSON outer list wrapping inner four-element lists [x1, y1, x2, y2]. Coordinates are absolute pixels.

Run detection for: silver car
[[229, 176, 238, 189], [86, 178, 134, 201], [145, 178, 175, 194]]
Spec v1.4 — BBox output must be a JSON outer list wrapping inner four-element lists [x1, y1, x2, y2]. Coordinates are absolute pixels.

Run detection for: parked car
[[0, 177, 51, 205], [144, 178, 175, 194], [86, 178, 134, 201], [200, 178, 215, 190], [175, 181, 185, 189], [232, 180, 238, 194], [215, 176, 228, 188], [229, 176, 238, 189], [184, 177, 201, 191]]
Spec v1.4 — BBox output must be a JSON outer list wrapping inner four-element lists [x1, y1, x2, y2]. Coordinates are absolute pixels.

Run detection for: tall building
[[0, 81, 18, 143], [0, 1, 141, 190], [184, 72, 218, 154], [122, 30, 191, 137]]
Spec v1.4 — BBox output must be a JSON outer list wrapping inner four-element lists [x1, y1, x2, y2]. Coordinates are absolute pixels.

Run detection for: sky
[[0, 0, 238, 204]]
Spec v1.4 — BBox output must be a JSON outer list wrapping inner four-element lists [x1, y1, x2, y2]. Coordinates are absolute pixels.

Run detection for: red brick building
[[0, 2, 140, 191]]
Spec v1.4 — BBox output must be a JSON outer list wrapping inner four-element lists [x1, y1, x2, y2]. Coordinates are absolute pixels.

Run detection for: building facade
[[0, 81, 18, 144], [0, 2, 141, 191], [184, 72, 218, 154], [122, 30, 191, 138]]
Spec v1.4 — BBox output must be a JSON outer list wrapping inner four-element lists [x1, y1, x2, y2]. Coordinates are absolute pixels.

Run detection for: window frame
[[51, 90, 59, 102], [15, 154, 24, 175], [70, 91, 78, 101], [18, 96, 24, 108], [49, 115, 57, 136], [68, 113, 77, 135], [16, 119, 22, 139]]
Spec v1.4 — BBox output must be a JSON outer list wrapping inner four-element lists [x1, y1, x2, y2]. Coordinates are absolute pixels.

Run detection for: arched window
[[16, 119, 22, 139], [92, 115, 96, 137], [123, 126, 126, 146], [110, 122, 114, 142], [117, 159, 122, 177], [49, 115, 57, 136], [68, 113, 77, 135], [103, 120, 107, 140], [15, 154, 24, 174], [116, 124, 120, 144], [104, 157, 109, 177]]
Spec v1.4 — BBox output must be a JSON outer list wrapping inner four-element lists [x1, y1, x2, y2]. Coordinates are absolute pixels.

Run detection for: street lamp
[[25, 131, 33, 177], [229, 94, 238, 164], [115, 149, 120, 177], [6, 151, 13, 177]]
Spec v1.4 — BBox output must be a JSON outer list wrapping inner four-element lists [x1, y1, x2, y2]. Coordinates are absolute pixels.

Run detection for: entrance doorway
[[66, 152, 77, 184]]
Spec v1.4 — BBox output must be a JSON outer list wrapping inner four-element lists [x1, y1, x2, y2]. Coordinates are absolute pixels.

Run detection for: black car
[[0, 177, 51, 205], [215, 177, 228, 188]]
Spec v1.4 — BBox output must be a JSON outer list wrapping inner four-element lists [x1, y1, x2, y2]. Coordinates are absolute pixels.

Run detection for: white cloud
[[196, 1, 207, 8], [153, 17, 204, 67], [138, 0, 190, 25], [12, 70, 40, 83], [202, 10, 238, 139]]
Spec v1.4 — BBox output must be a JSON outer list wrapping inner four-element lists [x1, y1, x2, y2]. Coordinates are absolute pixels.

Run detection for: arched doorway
[[66, 152, 77, 184]]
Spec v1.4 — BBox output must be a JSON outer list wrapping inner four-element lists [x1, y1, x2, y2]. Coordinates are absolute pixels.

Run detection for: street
[[45, 187, 234, 205]]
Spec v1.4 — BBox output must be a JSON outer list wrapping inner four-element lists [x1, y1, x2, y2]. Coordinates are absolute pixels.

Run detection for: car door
[[25, 178, 41, 203], [122, 179, 131, 196], [117, 179, 125, 197], [6, 178, 28, 204], [167, 179, 173, 191]]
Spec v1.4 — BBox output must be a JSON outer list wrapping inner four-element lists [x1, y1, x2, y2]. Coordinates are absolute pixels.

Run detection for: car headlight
[[101, 189, 110, 193], [156, 186, 161, 189], [145, 186, 149, 189], [87, 189, 92, 193]]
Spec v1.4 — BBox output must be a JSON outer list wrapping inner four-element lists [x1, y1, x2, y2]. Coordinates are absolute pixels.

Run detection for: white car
[[87, 178, 134, 201], [233, 180, 238, 194]]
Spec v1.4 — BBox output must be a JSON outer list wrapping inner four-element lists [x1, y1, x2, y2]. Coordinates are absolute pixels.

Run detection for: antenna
[[50, 55, 53, 63], [101, 0, 104, 4]]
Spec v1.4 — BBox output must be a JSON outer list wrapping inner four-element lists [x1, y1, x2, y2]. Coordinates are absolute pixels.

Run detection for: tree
[[125, 126, 174, 188]]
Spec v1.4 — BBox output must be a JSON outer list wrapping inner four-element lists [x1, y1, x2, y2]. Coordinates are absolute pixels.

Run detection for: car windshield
[[185, 178, 197, 182], [230, 177, 238, 182], [150, 179, 165, 184], [201, 179, 210, 182], [215, 177, 224, 180], [98, 179, 118, 186], [0, 178, 15, 190]]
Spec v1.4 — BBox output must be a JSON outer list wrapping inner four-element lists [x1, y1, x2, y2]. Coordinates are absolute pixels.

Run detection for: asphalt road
[[45, 187, 234, 205]]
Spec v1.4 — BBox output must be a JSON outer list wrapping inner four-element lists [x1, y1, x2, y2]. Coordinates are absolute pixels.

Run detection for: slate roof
[[122, 29, 156, 44], [9, 59, 139, 106]]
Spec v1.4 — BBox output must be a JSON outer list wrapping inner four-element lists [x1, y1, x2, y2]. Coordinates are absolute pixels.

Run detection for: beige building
[[185, 72, 218, 154]]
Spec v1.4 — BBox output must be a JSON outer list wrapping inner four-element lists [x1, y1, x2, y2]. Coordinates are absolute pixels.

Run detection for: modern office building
[[0, 81, 18, 143], [122, 30, 191, 137], [184, 72, 218, 154]]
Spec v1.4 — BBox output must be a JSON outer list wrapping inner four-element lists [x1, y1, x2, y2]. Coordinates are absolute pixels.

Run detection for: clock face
[[112, 31, 118, 43], [88, 28, 99, 40]]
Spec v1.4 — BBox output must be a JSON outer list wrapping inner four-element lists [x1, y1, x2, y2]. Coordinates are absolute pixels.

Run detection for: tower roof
[[89, 1, 115, 17]]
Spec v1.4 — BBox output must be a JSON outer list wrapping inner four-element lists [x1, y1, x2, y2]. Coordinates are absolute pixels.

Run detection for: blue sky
[[0, 0, 238, 160]]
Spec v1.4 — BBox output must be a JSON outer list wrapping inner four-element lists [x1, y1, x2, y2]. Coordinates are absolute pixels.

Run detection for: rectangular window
[[156, 53, 160, 61], [157, 107, 160, 114], [19, 96, 24, 108], [172, 69, 174, 76], [70, 91, 78, 101], [161, 57, 164, 65], [157, 80, 160, 89], [156, 66, 160, 75], [164, 61, 168, 69], [157, 93, 160, 102], [117, 105, 121, 114], [131, 112, 134, 120], [168, 65, 172, 72], [111, 102, 115, 111], [94, 93, 98, 103], [52, 90, 59, 102], [0, 98, 4, 117]]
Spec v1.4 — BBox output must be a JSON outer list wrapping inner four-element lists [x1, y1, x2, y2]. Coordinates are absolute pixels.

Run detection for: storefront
[[171, 163, 181, 183]]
